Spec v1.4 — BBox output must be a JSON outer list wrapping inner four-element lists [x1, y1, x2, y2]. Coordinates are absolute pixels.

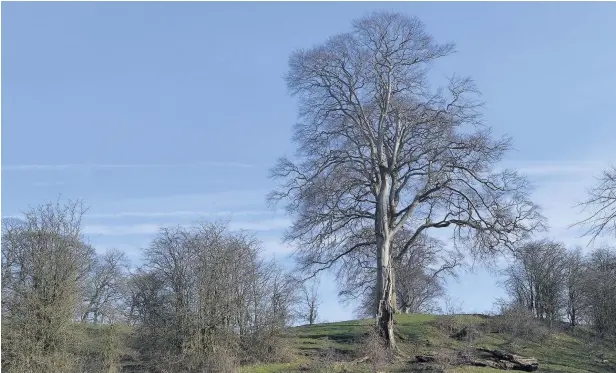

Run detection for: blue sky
[[2, 2, 615, 321]]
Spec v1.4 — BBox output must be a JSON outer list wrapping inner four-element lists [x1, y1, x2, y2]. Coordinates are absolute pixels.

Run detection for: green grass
[[238, 362, 307, 373], [241, 313, 616, 373], [73, 315, 615, 373]]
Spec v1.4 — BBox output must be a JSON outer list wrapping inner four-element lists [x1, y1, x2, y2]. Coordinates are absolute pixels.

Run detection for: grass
[[75, 315, 615, 373], [240, 313, 616, 373]]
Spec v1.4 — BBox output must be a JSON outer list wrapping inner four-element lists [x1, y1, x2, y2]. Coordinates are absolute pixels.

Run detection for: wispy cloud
[[2, 161, 255, 171], [30, 181, 66, 187], [83, 223, 171, 236], [85, 210, 271, 219], [106, 190, 271, 214], [83, 218, 291, 236]]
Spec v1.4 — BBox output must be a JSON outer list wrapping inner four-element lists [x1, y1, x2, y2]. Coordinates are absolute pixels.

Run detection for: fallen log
[[415, 355, 437, 363], [476, 348, 539, 371], [471, 359, 516, 370]]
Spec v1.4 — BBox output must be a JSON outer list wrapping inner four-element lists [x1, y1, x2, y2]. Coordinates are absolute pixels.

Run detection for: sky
[[2, 2, 615, 322]]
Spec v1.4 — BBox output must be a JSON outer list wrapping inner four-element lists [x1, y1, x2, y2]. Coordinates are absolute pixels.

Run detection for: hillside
[[237, 314, 615, 373], [76, 314, 615, 373]]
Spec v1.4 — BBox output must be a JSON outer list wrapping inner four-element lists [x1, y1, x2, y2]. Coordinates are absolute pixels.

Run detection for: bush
[[488, 304, 551, 342], [356, 327, 392, 373]]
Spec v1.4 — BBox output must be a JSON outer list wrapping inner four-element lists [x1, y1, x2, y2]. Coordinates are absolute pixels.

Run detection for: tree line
[[501, 239, 616, 336], [0, 200, 320, 372]]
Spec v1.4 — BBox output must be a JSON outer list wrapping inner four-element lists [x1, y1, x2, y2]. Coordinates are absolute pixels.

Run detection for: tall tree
[[583, 246, 616, 337], [564, 247, 586, 327], [269, 11, 544, 348]]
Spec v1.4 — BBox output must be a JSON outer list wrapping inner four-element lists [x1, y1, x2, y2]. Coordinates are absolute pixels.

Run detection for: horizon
[[2, 1, 615, 322]]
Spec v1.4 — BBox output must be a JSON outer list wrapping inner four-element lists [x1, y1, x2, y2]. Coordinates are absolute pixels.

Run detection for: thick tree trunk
[[375, 166, 396, 349], [375, 214, 396, 347]]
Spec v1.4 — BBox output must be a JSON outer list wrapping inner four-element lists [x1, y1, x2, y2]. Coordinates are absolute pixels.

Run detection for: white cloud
[[2, 161, 255, 171], [82, 219, 290, 237], [108, 190, 270, 213]]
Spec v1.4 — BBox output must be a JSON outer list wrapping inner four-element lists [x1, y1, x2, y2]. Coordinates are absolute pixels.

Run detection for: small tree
[[299, 278, 321, 325], [502, 240, 568, 327], [81, 249, 130, 324], [338, 231, 460, 317], [394, 234, 461, 314]]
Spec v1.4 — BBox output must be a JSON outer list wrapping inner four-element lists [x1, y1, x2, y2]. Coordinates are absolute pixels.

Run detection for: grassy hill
[[77, 314, 615, 373], [238, 314, 616, 373]]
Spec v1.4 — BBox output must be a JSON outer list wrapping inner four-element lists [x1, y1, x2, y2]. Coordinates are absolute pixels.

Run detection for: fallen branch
[[476, 348, 539, 371]]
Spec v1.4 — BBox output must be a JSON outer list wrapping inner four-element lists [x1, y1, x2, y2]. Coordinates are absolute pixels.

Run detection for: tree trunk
[[375, 167, 396, 349], [375, 227, 396, 348]]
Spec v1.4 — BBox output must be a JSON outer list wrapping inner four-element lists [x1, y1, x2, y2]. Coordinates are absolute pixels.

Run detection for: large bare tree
[[269, 11, 544, 348]]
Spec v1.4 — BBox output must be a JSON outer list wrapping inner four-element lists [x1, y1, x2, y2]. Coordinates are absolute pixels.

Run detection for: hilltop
[[236, 314, 615, 373]]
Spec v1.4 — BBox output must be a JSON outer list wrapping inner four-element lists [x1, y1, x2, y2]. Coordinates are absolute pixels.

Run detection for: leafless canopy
[[502, 239, 568, 325], [575, 165, 616, 242], [270, 11, 544, 291], [270, 12, 545, 346]]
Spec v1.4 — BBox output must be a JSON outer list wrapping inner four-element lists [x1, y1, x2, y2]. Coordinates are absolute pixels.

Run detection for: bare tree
[[575, 165, 616, 242], [126, 267, 171, 328], [269, 11, 544, 348], [338, 231, 460, 317], [298, 278, 321, 325], [394, 234, 461, 314], [502, 239, 568, 327], [564, 247, 586, 327], [81, 249, 130, 324], [1, 200, 94, 371], [582, 246, 616, 337], [132, 221, 298, 366], [143, 225, 197, 351]]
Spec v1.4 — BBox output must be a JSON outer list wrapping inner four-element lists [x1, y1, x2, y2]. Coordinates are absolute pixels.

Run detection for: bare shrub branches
[[133, 221, 298, 367], [502, 239, 568, 326], [576, 165, 616, 242], [501, 242, 616, 337], [338, 230, 461, 317], [80, 249, 130, 324], [1, 199, 93, 372]]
